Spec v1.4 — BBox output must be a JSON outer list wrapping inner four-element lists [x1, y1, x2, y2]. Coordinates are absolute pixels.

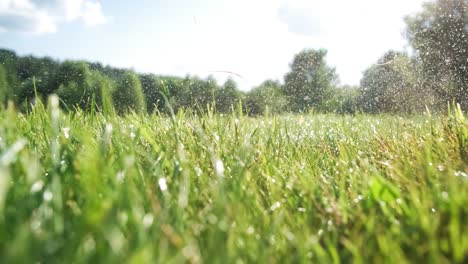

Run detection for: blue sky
[[0, 0, 426, 90]]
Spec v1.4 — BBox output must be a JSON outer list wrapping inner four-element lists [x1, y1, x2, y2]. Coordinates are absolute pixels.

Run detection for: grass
[[0, 96, 467, 263]]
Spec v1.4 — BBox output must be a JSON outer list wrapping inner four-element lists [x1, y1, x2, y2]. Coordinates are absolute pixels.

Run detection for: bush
[[113, 71, 146, 114]]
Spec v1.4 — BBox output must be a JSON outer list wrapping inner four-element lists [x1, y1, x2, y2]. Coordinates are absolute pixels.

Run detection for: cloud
[[81, 1, 107, 26], [277, 2, 322, 36], [0, 0, 108, 34]]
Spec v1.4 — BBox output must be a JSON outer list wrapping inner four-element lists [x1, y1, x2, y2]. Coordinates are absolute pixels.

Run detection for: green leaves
[[283, 49, 338, 112], [0, 65, 9, 106], [405, 0, 468, 109], [113, 71, 146, 114]]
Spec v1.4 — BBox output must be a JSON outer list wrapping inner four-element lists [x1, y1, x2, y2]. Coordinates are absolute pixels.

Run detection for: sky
[[0, 0, 427, 90]]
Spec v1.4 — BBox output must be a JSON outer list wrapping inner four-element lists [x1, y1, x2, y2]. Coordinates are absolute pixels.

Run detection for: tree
[[54, 61, 100, 110], [283, 49, 338, 112], [359, 51, 434, 113], [244, 80, 287, 116], [113, 71, 146, 114], [184, 75, 217, 112], [16, 56, 59, 97], [140, 74, 165, 113], [158, 76, 186, 113], [216, 78, 242, 113], [0, 65, 9, 106], [324, 85, 360, 114], [93, 72, 116, 114], [405, 0, 468, 109], [0, 49, 18, 91]]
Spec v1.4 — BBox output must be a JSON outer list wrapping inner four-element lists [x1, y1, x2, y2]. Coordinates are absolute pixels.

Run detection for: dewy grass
[[0, 98, 467, 263]]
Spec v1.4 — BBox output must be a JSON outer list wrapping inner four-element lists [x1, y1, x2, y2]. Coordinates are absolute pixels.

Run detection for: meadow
[[0, 96, 467, 263]]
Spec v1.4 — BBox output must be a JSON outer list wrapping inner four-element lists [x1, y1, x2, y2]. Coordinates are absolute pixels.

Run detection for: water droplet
[[441, 191, 449, 199], [208, 214, 218, 224], [83, 236, 96, 253], [125, 155, 135, 167], [116, 171, 125, 183], [107, 229, 125, 252], [158, 178, 168, 191], [247, 226, 254, 235], [43, 190, 53, 202], [62, 127, 70, 139], [215, 159, 224, 177], [30, 180, 44, 193], [105, 123, 113, 134], [270, 201, 281, 211], [317, 229, 324, 236], [49, 94, 59, 108], [194, 166, 202, 177], [143, 213, 154, 228]]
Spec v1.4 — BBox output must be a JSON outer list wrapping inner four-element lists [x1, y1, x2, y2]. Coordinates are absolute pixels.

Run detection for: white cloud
[[0, 0, 107, 34], [81, 1, 107, 26], [277, 2, 322, 36], [274, 0, 426, 85]]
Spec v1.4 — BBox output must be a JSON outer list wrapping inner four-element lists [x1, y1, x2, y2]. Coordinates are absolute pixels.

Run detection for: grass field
[[0, 96, 467, 263]]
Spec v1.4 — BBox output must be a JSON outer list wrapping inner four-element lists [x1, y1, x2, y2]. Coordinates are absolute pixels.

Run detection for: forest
[[0, 0, 466, 116]]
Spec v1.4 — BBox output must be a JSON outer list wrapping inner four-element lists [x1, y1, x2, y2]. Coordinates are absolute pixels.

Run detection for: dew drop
[[62, 127, 70, 139], [215, 159, 224, 177], [30, 180, 44, 193], [43, 190, 53, 202], [143, 213, 154, 228], [158, 178, 168, 191], [270, 201, 281, 211]]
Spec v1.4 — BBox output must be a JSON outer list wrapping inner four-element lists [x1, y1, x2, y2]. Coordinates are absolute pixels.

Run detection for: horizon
[[0, 0, 426, 90]]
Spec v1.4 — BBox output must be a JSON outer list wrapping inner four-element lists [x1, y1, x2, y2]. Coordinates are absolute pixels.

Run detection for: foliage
[[16, 56, 59, 95], [0, 49, 18, 90], [244, 80, 287, 116], [0, 64, 9, 106], [0, 0, 467, 115], [215, 78, 242, 113], [54, 61, 112, 111], [359, 51, 435, 113], [0, 101, 467, 262], [113, 71, 146, 114], [159, 76, 186, 112], [139, 74, 165, 113], [283, 49, 338, 112], [324, 85, 360, 114], [184, 75, 217, 112], [405, 0, 468, 109]]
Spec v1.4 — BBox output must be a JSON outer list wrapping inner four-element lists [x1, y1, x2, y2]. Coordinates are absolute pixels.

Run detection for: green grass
[[0, 96, 467, 263]]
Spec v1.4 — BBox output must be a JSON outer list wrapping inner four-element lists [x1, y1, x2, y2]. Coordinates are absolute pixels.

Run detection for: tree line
[[0, 0, 466, 115]]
